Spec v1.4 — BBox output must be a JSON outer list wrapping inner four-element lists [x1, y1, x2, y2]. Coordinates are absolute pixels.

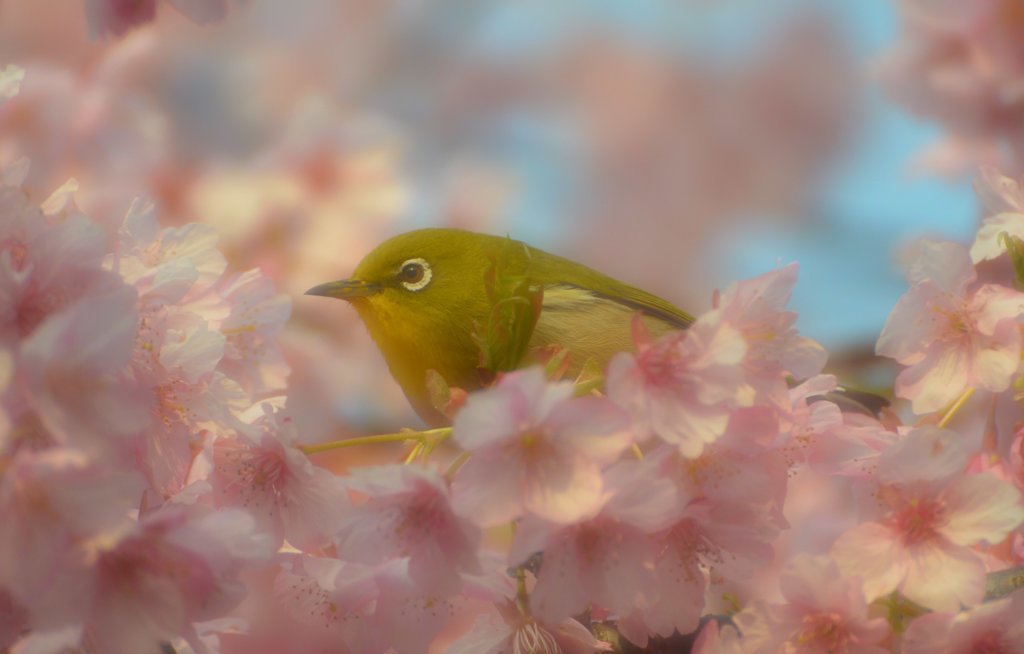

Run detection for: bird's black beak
[[304, 279, 381, 300]]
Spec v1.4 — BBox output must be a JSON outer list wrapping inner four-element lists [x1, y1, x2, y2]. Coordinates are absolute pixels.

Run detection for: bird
[[305, 228, 696, 426]]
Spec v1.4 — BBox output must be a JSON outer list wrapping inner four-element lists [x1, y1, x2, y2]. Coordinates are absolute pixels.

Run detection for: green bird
[[306, 228, 695, 425]]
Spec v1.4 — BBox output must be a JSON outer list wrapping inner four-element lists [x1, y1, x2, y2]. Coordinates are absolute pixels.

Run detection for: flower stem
[[404, 441, 425, 464], [443, 451, 471, 480], [300, 427, 452, 456], [937, 387, 975, 428]]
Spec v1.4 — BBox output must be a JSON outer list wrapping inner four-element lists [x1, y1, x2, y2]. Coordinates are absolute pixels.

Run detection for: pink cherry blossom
[[335, 464, 481, 595], [876, 240, 1024, 414], [722, 555, 889, 654], [211, 269, 291, 398], [18, 286, 150, 453], [972, 167, 1024, 263], [606, 315, 746, 458], [203, 406, 349, 551], [0, 448, 140, 632], [448, 607, 611, 654], [110, 202, 289, 497], [831, 427, 1024, 611], [777, 375, 844, 467], [84, 0, 228, 38], [509, 459, 681, 624], [451, 366, 632, 526], [0, 182, 123, 348], [904, 588, 1024, 654], [615, 445, 784, 645], [113, 198, 227, 302], [75, 504, 271, 654], [714, 263, 828, 384], [879, 0, 1024, 174], [348, 558, 460, 654], [272, 553, 376, 633], [975, 165, 1024, 215]]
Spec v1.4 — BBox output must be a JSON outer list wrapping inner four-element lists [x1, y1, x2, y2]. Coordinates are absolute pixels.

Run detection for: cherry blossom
[[0, 181, 123, 348], [76, 504, 271, 654], [109, 200, 290, 497], [272, 553, 376, 633], [903, 589, 1024, 654], [972, 167, 1024, 263], [722, 555, 889, 654], [346, 558, 460, 654], [879, 0, 1024, 174], [202, 407, 349, 551], [18, 286, 150, 453], [831, 426, 1024, 611], [509, 459, 681, 624], [714, 263, 828, 387], [335, 464, 480, 595], [606, 315, 746, 458], [614, 444, 785, 645], [451, 366, 632, 525], [0, 448, 140, 632], [877, 240, 1024, 414], [212, 269, 291, 397]]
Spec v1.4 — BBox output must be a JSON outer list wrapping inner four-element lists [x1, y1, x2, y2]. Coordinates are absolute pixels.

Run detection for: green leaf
[[999, 231, 1024, 290]]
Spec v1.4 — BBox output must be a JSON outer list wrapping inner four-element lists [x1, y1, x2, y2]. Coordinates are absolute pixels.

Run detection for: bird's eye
[[397, 258, 432, 291]]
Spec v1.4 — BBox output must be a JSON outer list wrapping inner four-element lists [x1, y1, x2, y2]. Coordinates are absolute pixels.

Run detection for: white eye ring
[[398, 258, 432, 292]]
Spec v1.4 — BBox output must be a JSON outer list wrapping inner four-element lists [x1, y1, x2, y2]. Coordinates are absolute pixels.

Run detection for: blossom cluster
[[3, 142, 1024, 653], [881, 0, 1024, 175]]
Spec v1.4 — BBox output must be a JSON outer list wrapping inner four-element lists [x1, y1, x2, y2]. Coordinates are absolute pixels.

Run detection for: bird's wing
[[538, 280, 694, 331], [522, 245, 696, 330]]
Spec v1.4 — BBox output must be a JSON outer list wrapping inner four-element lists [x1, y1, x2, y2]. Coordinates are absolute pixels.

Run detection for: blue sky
[[409, 0, 980, 351]]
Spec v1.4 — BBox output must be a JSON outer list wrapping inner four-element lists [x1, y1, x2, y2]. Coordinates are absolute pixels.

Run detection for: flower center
[[887, 492, 946, 546], [794, 612, 847, 652]]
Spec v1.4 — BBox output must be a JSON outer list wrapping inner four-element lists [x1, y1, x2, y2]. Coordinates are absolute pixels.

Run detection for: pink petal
[[528, 533, 592, 622], [902, 612, 955, 654], [896, 343, 970, 414], [451, 448, 525, 526], [545, 397, 632, 464], [877, 426, 970, 485], [523, 454, 605, 524], [831, 522, 907, 602], [901, 540, 985, 612], [876, 282, 950, 363], [445, 614, 511, 654], [159, 325, 226, 383], [938, 473, 1024, 546], [901, 240, 975, 294], [972, 212, 1024, 262]]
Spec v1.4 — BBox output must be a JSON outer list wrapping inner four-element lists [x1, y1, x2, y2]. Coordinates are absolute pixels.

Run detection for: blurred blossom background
[[0, 0, 1000, 438]]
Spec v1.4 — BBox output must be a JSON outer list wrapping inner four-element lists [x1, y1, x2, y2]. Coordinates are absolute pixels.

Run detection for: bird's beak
[[304, 279, 381, 300]]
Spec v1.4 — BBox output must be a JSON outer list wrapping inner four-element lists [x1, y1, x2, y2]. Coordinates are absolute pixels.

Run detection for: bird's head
[[305, 228, 503, 342]]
